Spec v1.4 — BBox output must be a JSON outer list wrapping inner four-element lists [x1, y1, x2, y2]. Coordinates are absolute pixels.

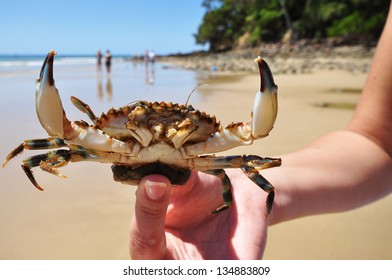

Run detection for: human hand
[[129, 169, 270, 259]]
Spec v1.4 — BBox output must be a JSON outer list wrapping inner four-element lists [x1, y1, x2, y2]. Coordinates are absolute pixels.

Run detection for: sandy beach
[[0, 55, 391, 259]]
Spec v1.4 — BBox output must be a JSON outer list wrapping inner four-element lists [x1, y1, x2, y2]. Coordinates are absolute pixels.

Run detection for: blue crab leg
[[70, 96, 98, 124], [2, 138, 66, 168], [195, 155, 281, 170], [184, 57, 278, 156], [241, 165, 275, 215], [195, 155, 281, 215], [20, 149, 72, 191], [36, 51, 135, 155], [202, 169, 233, 214]]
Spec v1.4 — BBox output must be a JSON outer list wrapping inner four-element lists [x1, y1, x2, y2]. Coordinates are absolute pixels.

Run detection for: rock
[[159, 42, 374, 74]]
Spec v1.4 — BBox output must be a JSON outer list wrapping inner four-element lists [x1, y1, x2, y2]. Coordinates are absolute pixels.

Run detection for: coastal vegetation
[[194, 0, 389, 51]]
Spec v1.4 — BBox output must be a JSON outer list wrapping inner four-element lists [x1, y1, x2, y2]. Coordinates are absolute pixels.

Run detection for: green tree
[[327, 1, 388, 41], [195, 0, 250, 51], [194, 0, 389, 51], [245, 0, 285, 44]]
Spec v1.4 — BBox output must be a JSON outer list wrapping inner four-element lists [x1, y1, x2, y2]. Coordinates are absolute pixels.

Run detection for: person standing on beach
[[148, 50, 155, 66], [105, 49, 112, 74], [96, 50, 102, 71]]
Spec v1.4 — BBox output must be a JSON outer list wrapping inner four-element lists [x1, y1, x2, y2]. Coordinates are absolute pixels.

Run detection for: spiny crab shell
[[3, 50, 281, 215], [97, 100, 219, 149]]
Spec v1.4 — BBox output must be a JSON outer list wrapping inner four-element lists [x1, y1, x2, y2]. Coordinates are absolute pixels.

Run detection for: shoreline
[[159, 42, 374, 74]]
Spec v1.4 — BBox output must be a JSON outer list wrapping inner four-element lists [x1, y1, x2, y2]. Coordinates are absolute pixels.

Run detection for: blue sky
[[0, 0, 208, 55]]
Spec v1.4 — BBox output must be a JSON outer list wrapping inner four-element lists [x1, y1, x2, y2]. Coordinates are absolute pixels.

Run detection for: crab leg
[[184, 57, 278, 156], [35, 52, 138, 154], [70, 96, 98, 124], [195, 155, 281, 170], [202, 169, 233, 214], [21, 149, 72, 191], [194, 155, 281, 214], [241, 165, 275, 214], [35, 50, 72, 138], [3, 138, 66, 168], [251, 56, 278, 139]]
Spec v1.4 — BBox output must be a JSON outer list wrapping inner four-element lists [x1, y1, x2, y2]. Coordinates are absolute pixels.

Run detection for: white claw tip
[[251, 56, 278, 139]]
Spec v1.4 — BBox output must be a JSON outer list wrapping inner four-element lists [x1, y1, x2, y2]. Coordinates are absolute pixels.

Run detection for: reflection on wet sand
[[96, 72, 113, 101], [106, 76, 112, 101], [145, 63, 155, 85], [96, 73, 103, 100]]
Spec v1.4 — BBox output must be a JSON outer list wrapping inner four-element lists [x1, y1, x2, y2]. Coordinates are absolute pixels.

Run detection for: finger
[[165, 171, 228, 228], [129, 175, 172, 260]]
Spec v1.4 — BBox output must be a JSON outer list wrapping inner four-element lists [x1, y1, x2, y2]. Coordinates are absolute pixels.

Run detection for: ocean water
[[0, 54, 97, 74], [0, 54, 205, 120]]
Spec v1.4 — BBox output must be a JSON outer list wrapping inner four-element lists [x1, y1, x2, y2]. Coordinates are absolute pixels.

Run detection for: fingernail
[[145, 180, 167, 201]]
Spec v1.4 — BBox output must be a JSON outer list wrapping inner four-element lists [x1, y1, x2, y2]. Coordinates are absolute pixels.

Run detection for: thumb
[[129, 175, 172, 260]]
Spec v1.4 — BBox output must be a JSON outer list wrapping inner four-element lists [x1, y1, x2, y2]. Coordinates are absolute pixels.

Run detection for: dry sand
[[195, 70, 392, 260], [0, 59, 391, 259]]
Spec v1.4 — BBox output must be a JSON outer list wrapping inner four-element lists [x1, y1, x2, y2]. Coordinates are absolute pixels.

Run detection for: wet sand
[[0, 60, 391, 259]]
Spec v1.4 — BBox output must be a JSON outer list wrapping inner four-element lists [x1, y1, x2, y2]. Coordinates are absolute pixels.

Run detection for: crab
[[3, 50, 281, 214]]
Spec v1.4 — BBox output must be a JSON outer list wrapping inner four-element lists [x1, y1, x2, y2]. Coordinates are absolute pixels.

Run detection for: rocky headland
[[159, 40, 375, 74]]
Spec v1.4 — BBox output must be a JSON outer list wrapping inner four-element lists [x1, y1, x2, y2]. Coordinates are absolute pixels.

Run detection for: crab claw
[[251, 56, 278, 139], [35, 50, 68, 138]]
